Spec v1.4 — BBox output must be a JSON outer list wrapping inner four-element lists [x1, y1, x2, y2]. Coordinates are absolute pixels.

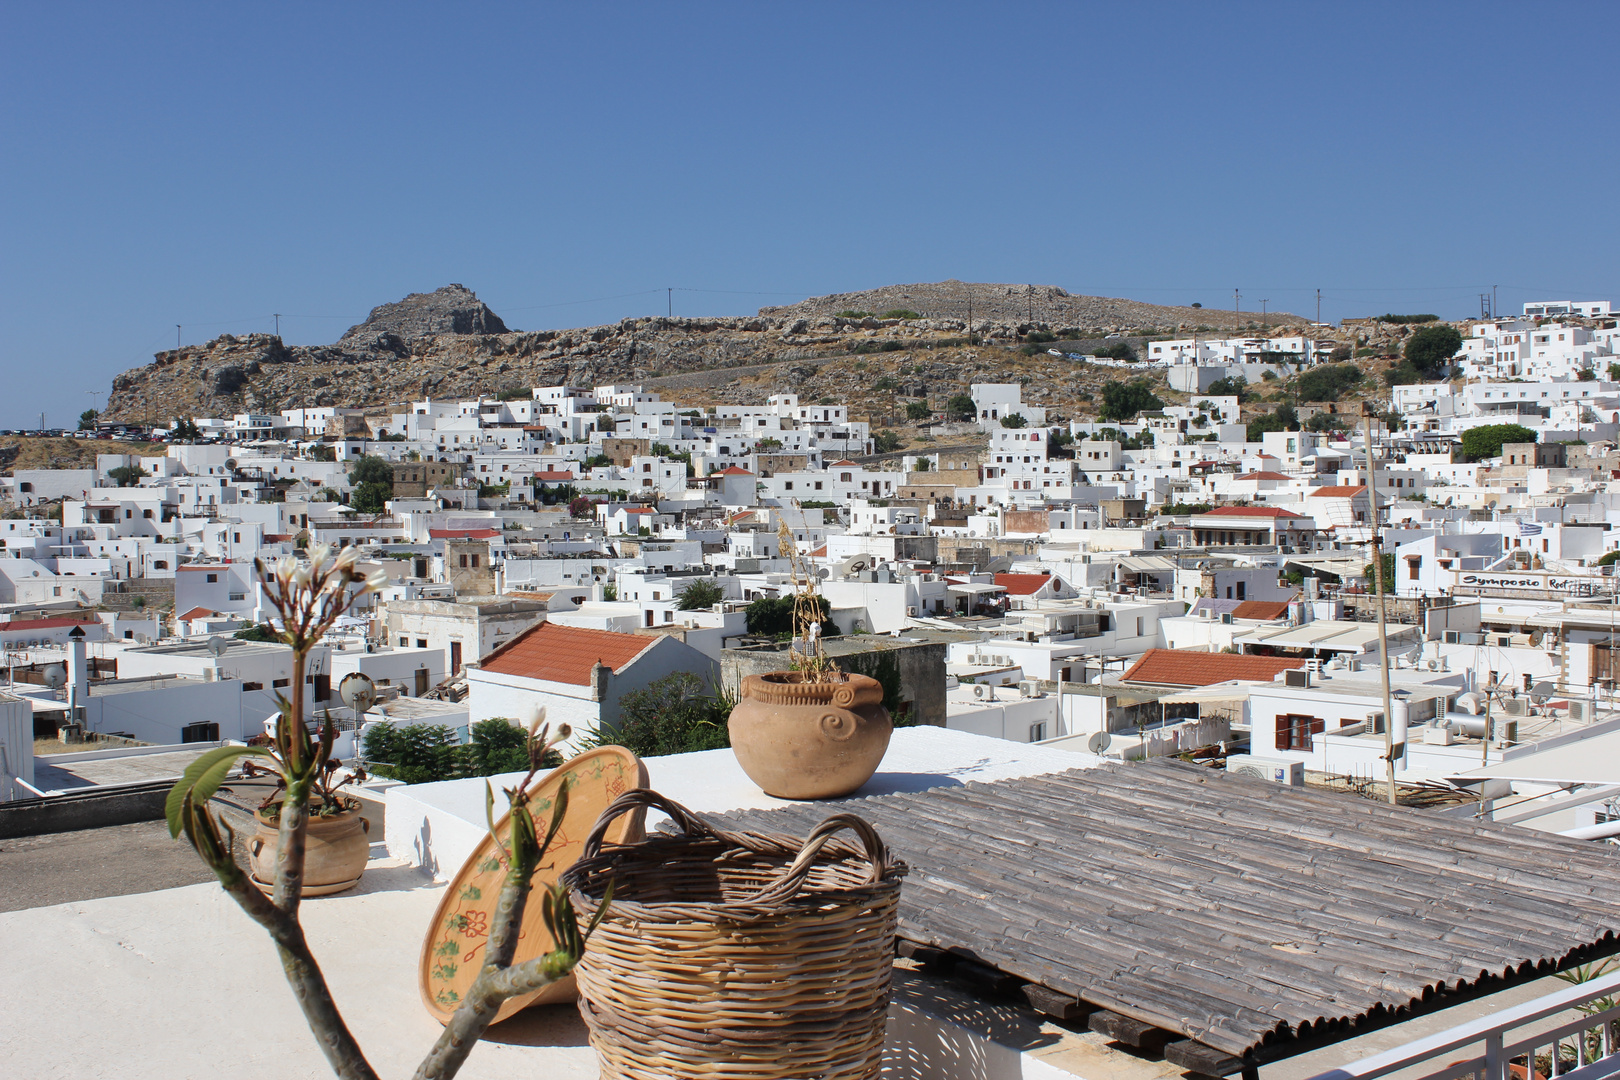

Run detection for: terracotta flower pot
[[249, 801, 371, 897], [728, 671, 892, 799]]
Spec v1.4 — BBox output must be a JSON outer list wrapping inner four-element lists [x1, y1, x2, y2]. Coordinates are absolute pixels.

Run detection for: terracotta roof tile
[[1197, 506, 1304, 518], [1309, 485, 1368, 497], [994, 573, 1055, 595], [177, 606, 217, 621], [429, 528, 501, 539], [0, 614, 102, 632], [534, 470, 574, 481], [1237, 471, 1291, 481], [1121, 649, 1307, 688], [1230, 600, 1292, 621], [479, 622, 657, 686]]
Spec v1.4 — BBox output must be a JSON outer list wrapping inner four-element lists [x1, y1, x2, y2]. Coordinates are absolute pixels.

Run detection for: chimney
[[590, 660, 610, 702], [67, 625, 90, 718]]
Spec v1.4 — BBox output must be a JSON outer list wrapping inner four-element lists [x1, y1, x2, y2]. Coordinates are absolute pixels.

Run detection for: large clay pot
[[728, 671, 892, 799], [249, 801, 371, 897]]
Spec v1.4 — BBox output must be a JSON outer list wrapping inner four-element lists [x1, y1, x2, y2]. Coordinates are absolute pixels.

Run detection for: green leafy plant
[[872, 431, 905, 453], [1460, 423, 1538, 462], [1097, 379, 1163, 423], [881, 308, 920, 320], [1403, 324, 1464, 378], [107, 464, 148, 487], [946, 393, 976, 421], [165, 547, 599, 1079], [999, 414, 1028, 429], [79, 408, 99, 431], [676, 578, 725, 610], [586, 671, 734, 757], [905, 400, 932, 421]]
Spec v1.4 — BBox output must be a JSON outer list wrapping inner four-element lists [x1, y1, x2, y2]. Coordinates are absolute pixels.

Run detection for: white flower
[[363, 568, 388, 593], [332, 547, 359, 573], [525, 705, 547, 739], [290, 563, 313, 591], [308, 543, 332, 570], [274, 555, 298, 583]]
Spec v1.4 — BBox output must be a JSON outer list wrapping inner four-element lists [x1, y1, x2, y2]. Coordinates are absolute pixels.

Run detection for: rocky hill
[[101, 281, 1331, 426], [762, 280, 1308, 332]]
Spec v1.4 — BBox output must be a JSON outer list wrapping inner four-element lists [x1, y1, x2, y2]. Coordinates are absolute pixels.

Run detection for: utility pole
[[1234, 289, 1241, 315], [273, 314, 281, 337], [1260, 299, 1269, 321], [667, 288, 672, 317], [1316, 288, 1322, 325], [1361, 409, 1398, 805], [1493, 284, 1498, 319], [176, 325, 182, 350]]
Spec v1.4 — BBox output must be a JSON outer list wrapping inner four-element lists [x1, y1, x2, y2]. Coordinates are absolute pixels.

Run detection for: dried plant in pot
[[728, 519, 892, 799], [243, 756, 371, 897]]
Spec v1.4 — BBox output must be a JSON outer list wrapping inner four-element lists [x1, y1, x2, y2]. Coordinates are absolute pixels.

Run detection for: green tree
[[676, 578, 725, 610], [314, 486, 340, 503], [745, 595, 835, 637], [872, 431, 904, 453], [1246, 404, 1299, 441], [595, 672, 732, 757], [839, 648, 920, 727], [350, 481, 392, 514], [1097, 379, 1164, 422], [946, 394, 976, 421], [999, 414, 1028, 429], [232, 623, 281, 642], [1206, 375, 1249, 400], [348, 454, 393, 488], [79, 408, 99, 431], [466, 718, 559, 776], [1403, 324, 1464, 377], [171, 418, 201, 440], [1363, 552, 1396, 594], [905, 400, 932, 421], [361, 723, 462, 784], [568, 495, 596, 519], [107, 464, 148, 487], [1460, 423, 1538, 462], [307, 442, 336, 462]]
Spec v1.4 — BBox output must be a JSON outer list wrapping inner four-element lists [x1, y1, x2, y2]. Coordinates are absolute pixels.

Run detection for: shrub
[[905, 400, 932, 421], [1246, 404, 1299, 441], [676, 579, 725, 610], [108, 464, 148, 487], [880, 308, 920, 320], [1363, 553, 1396, 593], [1025, 330, 1056, 344], [1207, 375, 1249, 399], [1097, 379, 1163, 422], [1383, 362, 1425, 386], [872, 431, 905, 453], [595, 672, 733, 757], [1295, 363, 1363, 403], [834, 309, 873, 319], [1093, 341, 1137, 362], [1377, 313, 1440, 324], [233, 623, 280, 642], [350, 480, 392, 513], [1460, 423, 1537, 462], [946, 394, 976, 421], [567, 496, 596, 519], [999, 414, 1028, 429], [1597, 551, 1620, 567]]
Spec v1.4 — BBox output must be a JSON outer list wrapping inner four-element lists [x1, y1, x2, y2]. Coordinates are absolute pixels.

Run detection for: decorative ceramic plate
[[418, 746, 647, 1024]]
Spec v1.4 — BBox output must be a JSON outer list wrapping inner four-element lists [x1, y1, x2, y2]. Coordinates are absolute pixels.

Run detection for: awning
[[1235, 621, 1411, 651], [1158, 682, 1255, 704], [948, 583, 1006, 595], [1116, 556, 1178, 573]]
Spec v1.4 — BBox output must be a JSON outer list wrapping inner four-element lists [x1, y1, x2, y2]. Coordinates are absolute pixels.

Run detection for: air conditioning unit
[[1444, 630, 1462, 645], [1569, 700, 1591, 722], [1501, 697, 1530, 717], [1018, 680, 1044, 698], [1220, 612, 1234, 625], [1227, 755, 1304, 786], [1284, 669, 1311, 688]]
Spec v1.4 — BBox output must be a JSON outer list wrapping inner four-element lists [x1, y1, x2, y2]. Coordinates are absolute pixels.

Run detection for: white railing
[[1308, 969, 1620, 1080]]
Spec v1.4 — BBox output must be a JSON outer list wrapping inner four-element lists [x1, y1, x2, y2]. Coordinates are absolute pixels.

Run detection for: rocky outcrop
[[340, 284, 508, 343]]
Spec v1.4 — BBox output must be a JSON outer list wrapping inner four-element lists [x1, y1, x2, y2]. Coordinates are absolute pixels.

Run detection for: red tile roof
[[534, 470, 574, 481], [1309, 485, 1368, 497], [994, 573, 1055, 595], [1237, 471, 1290, 481], [716, 466, 754, 476], [479, 622, 657, 686], [429, 528, 501, 539], [1230, 600, 1292, 621], [1197, 506, 1303, 518], [0, 615, 101, 631], [1121, 649, 1307, 688], [177, 606, 217, 621], [808, 544, 828, 558]]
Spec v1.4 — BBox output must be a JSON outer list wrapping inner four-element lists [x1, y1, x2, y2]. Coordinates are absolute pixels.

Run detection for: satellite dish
[[206, 636, 228, 658], [1529, 681, 1557, 705], [1087, 731, 1112, 754], [42, 664, 67, 689], [339, 672, 377, 715], [816, 568, 830, 580]]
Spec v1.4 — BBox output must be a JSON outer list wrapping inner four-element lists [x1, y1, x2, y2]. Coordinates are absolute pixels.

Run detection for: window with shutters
[[1275, 713, 1324, 752]]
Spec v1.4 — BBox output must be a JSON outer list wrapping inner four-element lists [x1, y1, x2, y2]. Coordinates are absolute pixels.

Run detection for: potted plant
[[728, 518, 892, 799], [165, 545, 603, 1078], [242, 753, 370, 897]]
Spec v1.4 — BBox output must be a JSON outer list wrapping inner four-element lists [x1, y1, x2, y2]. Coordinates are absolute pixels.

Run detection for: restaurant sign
[[1456, 573, 1601, 596]]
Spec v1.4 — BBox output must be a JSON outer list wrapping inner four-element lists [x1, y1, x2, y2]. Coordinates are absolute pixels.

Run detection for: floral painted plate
[[418, 745, 647, 1024]]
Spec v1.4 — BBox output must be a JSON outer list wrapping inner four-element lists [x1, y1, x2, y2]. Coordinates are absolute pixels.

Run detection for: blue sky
[[2, 2, 1616, 429]]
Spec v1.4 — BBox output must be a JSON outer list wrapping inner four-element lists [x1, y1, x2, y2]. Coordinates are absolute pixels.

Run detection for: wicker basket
[[561, 789, 908, 1080]]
